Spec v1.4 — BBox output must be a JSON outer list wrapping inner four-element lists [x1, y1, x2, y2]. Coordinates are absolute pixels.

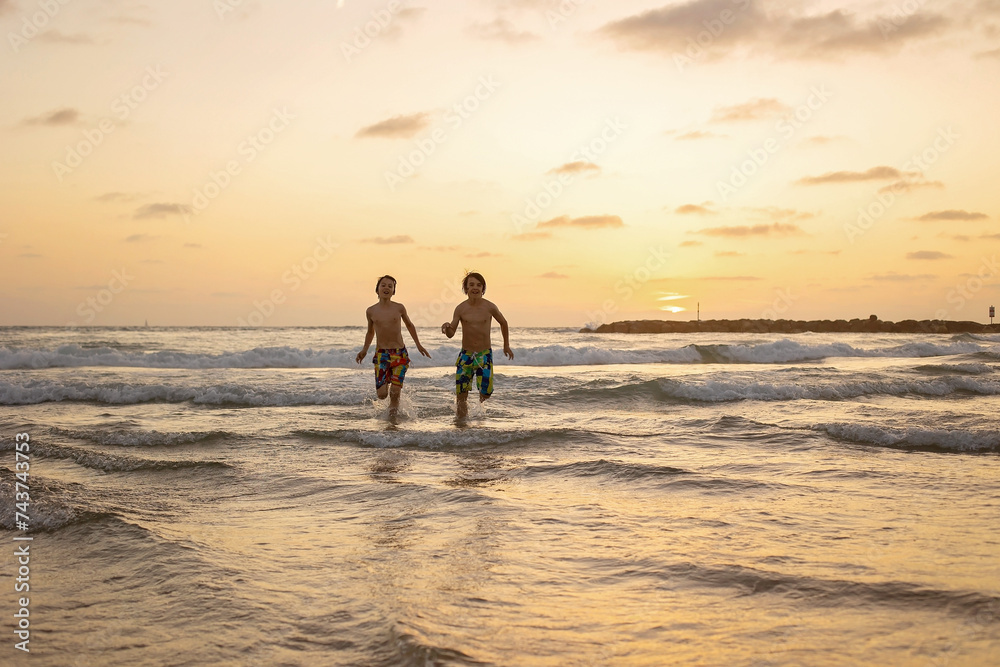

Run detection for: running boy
[[440, 272, 513, 418], [356, 275, 430, 417]]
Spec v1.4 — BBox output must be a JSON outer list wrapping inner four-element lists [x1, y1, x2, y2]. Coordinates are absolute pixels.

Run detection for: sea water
[[0, 326, 998, 666]]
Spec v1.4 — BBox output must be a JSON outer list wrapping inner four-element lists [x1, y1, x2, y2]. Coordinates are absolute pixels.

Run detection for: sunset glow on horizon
[[2, 0, 998, 327]]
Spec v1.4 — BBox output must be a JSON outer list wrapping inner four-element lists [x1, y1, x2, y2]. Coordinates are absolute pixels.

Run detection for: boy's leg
[[388, 385, 401, 415], [456, 391, 469, 418]]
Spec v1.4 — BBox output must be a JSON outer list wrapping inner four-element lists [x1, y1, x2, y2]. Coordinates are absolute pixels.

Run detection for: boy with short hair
[[356, 275, 430, 417], [440, 272, 513, 418]]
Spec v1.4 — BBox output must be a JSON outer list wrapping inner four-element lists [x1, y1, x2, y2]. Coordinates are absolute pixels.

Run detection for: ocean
[[1, 326, 998, 666]]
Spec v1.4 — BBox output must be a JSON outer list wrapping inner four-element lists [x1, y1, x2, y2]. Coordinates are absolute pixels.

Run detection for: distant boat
[[144, 319, 149, 327]]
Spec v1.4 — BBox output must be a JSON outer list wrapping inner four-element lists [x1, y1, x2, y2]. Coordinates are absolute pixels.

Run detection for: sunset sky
[[2, 0, 999, 327]]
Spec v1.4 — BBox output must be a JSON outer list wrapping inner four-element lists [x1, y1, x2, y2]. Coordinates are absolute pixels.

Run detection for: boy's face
[[378, 278, 395, 297], [465, 277, 483, 297]]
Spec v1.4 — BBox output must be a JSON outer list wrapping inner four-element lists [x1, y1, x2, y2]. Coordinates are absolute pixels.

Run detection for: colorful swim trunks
[[455, 348, 493, 397], [372, 347, 410, 389]]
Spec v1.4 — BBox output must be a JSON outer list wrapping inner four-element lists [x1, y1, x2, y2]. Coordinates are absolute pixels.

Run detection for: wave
[[522, 459, 690, 481], [295, 427, 576, 449], [0, 469, 114, 532], [813, 423, 1000, 452], [657, 560, 1000, 619], [0, 439, 232, 472], [0, 338, 989, 369], [0, 380, 363, 406], [573, 375, 1000, 403], [50, 427, 232, 447], [913, 363, 995, 375]]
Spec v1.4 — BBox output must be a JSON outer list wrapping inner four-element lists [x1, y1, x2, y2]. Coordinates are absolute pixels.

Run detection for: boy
[[440, 272, 513, 418], [356, 275, 430, 417]]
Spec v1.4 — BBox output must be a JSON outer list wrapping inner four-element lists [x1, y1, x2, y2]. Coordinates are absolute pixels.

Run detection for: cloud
[[355, 112, 430, 139], [698, 275, 761, 281], [421, 245, 461, 252], [675, 130, 727, 140], [694, 222, 803, 237], [468, 252, 502, 258], [361, 235, 414, 244], [0, 0, 15, 15], [598, 0, 950, 61], [537, 215, 624, 229], [675, 203, 715, 215], [184, 243, 202, 248], [868, 272, 936, 281], [96, 191, 148, 203], [539, 271, 569, 279], [744, 206, 814, 222], [710, 98, 790, 123], [37, 30, 97, 45], [19, 253, 42, 258], [469, 17, 538, 43], [907, 250, 952, 260], [22, 108, 81, 126], [797, 165, 907, 185], [915, 210, 989, 222], [715, 251, 744, 257], [878, 178, 944, 194], [976, 46, 1000, 58], [512, 231, 553, 241], [678, 240, 703, 247], [548, 161, 601, 176], [125, 234, 157, 243], [133, 203, 192, 219]]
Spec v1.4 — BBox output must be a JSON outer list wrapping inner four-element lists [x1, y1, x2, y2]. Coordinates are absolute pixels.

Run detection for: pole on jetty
[[697, 302, 700, 322], [991, 305, 995, 325]]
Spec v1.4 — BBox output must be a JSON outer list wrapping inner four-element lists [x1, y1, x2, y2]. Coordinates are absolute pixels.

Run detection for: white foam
[[0, 338, 990, 370], [814, 423, 1000, 452], [0, 380, 363, 406], [655, 375, 1000, 402]]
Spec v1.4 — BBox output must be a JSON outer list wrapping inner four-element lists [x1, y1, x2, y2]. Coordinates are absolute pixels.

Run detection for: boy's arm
[[490, 302, 514, 360], [441, 304, 462, 338], [356, 309, 375, 364], [400, 306, 431, 358]]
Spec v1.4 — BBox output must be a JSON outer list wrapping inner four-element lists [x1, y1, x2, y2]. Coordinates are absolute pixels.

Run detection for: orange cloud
[[537, 215, 624, 229], [355, 112, 430, 139], [694, 223, 803, 237]]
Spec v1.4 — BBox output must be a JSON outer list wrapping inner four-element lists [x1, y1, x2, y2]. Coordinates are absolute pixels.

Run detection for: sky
[[1, 0, 999, 327]]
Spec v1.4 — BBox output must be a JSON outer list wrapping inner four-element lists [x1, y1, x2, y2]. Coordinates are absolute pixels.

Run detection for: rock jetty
[[581, 315, 999, 334]]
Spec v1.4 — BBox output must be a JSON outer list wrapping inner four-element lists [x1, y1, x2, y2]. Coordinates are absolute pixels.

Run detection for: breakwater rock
[[581, 316, 1000, 334]]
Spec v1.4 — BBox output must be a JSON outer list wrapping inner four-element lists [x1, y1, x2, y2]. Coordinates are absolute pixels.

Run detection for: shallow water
[[1, 327, 998, 665]]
